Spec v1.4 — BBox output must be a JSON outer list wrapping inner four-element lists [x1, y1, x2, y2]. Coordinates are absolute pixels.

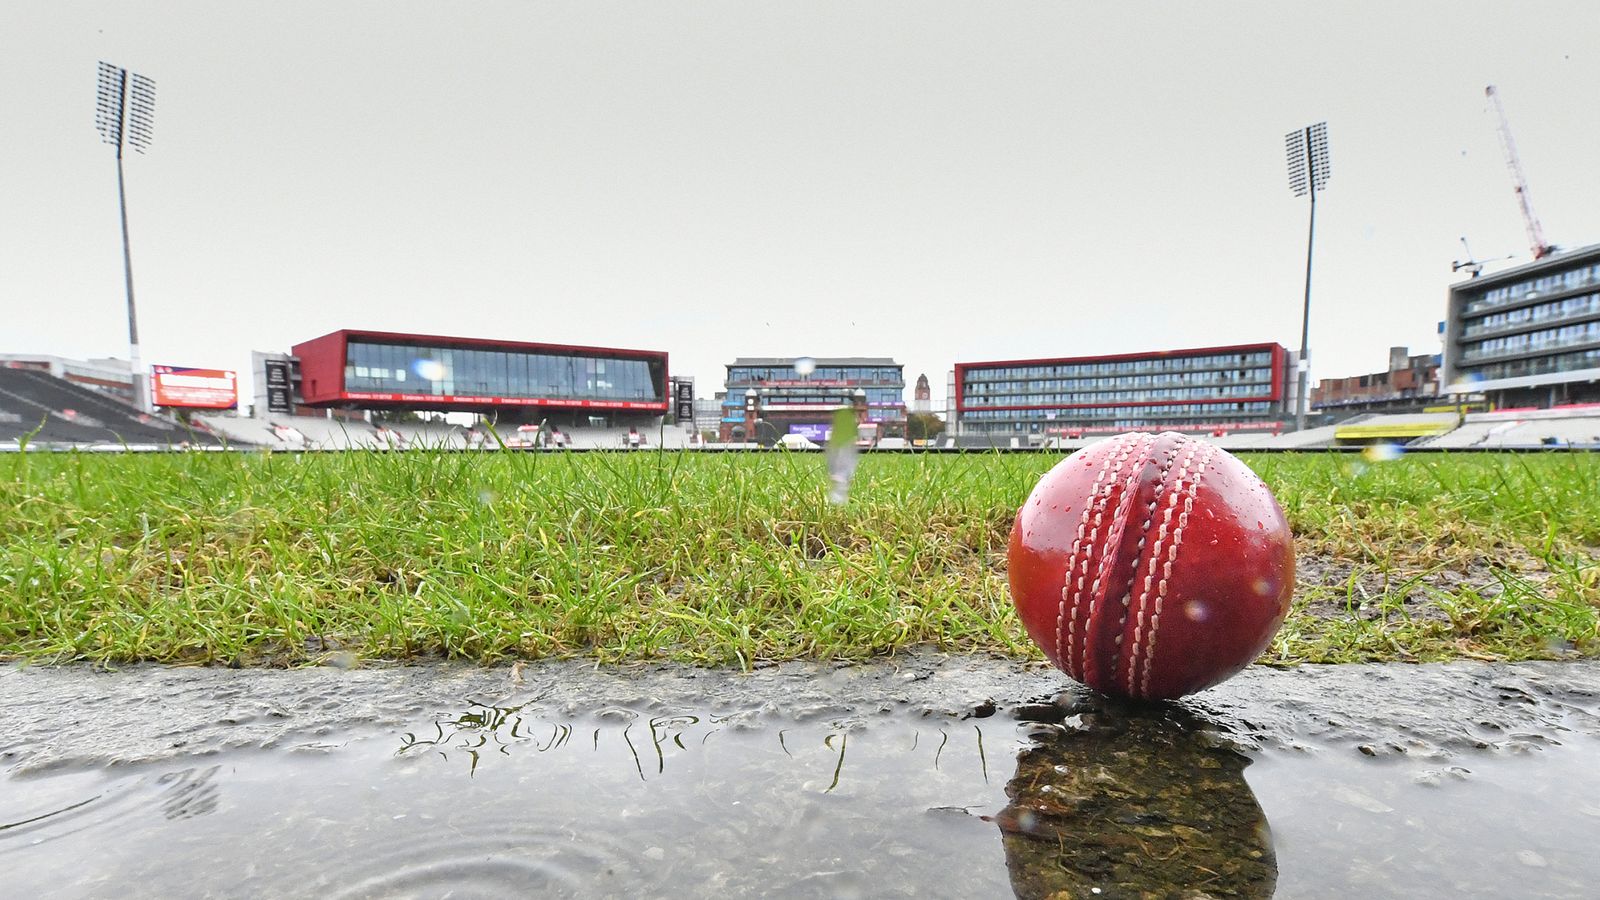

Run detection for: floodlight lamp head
[[126, 73, 156, 153], [95, 61, 124, 147], [94, 61, 156, 153], [1285, 121, 1331, 197]]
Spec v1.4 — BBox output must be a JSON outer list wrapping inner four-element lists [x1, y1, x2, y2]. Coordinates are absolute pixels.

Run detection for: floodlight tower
[[96, 61, 157, 411], [1285, 122, 1330, 432]]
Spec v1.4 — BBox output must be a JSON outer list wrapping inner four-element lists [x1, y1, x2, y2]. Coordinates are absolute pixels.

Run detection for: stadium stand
[[1332, 412, 1460, 445], [1539, 419, 1600, 447], [189, 413, 390, 450], [395, 422, 471, 449], [1209, 432, 1280, 450], [0, 367, 221, 447], [1420, 406, 1600, 448], [549, 425, 692, 450], [189, 414, 701, 451], [950, 433, 1030, 450], [292, 417, 387, 449], [192, 414, 293, 449], [1422, 406, 1600, 449], [1422, 420, 1504, 449], [1256, 425, 1341, 449]]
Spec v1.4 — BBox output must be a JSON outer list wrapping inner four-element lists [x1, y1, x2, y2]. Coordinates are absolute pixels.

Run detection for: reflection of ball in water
[[1008, 432, 1295, 700], [997, 702, 1276, 897]]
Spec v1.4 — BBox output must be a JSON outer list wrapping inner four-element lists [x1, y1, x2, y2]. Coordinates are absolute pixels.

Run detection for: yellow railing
[[1334, 422, 1454, 441]]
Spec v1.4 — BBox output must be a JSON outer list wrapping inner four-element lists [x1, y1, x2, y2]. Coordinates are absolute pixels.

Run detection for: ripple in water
[[320, 823, 644, 899], [0, 765, 220, 852]]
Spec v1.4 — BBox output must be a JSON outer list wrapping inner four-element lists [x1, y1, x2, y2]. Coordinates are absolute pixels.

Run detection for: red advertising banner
[[151, 366, 238, 409]]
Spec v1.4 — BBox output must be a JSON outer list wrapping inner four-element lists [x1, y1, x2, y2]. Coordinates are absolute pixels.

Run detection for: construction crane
[[1485, 85, 1556, 260], [1451, 236, 1512, 279]]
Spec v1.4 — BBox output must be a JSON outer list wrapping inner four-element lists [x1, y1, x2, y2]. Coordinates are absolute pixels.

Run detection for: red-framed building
[[290, 329, 669, 420], [954, 342, 1290, 437]]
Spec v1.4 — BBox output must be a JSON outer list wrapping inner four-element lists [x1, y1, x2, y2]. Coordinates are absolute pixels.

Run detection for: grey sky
[[4, 1, 1598, 408]]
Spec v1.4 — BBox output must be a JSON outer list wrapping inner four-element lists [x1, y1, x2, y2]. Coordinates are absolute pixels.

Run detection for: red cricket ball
[[1008, 432, 1295, 701]]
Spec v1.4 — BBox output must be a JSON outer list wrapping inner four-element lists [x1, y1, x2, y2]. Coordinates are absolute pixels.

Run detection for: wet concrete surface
[[3, 654, 1600, 897]]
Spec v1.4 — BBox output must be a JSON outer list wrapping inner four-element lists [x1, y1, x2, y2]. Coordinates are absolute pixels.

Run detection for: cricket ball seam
[[1125, 438, 1201, 696], [1115, 441, 1178, 684], [1139, 442, 1219, 698], [1056, 446, 1122, 677], [1066, 435, 1143, 678], [1080, 433, 1155, 680]]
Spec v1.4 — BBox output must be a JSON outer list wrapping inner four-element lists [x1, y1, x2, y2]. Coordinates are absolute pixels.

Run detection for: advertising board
[[151, 366, 238, 409]]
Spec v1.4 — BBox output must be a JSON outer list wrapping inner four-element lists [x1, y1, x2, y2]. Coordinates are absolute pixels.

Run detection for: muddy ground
[[1292, 549, 1556, 624]]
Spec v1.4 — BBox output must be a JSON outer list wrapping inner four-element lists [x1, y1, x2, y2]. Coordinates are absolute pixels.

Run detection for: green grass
[[1, 449, 1595, 667]]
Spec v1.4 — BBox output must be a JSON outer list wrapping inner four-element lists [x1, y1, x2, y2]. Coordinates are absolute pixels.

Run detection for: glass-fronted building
[[292, 330, 668, 417], [955, 343, 1289, 436], [1443, 243, 1600, 408], [720, 357, 905, 441]]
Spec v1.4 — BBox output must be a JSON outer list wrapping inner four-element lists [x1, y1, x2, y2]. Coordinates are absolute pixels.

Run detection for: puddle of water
[[2, 706, 1020, 898], [3, 698, 1599, 898], [1252, 740, 1600, 898]]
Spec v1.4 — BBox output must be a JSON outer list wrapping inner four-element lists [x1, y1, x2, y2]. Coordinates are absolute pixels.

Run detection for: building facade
[[693, 395, 725, 436], [1443, 243, 1600, 408], [955, 343, 1290, 437], [719, 357, 905, 442], [290, 329, 668, 423], [1312, 346, 1440, 414]]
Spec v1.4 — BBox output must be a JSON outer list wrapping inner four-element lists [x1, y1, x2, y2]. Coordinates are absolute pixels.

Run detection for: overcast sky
[[4, 1, 1598, 407]]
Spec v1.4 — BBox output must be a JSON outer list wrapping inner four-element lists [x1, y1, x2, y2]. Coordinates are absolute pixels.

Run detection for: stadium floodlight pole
[[1285, 122, 1330, 432], [96, 61, 157, 412]]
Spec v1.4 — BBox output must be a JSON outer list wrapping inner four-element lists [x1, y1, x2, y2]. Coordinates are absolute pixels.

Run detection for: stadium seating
[[1209, 432, 1279, 450], [1330, 412, 1460, 446], [0, 367, 220, 447], [188, 415, 702, 452], [1419, 406, 1600, 449], [1256, 425, 1341, 449], [190, 413, 390, 450], [281, 417, 385, 450], [554, 425, 694, 449], [1358, 412, 1460, 428], [392, 422, 471, 449], [192, 414, 288, 448]]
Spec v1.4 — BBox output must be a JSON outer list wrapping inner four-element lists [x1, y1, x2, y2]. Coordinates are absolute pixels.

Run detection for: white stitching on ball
[[1116, 441, 1178, 684], [1067, 435, 1142, 678], [1125, 439, 1200, 696], [1056, 445, 1121, 678], [1139, 442, 1220, 698], [1080, 432, 1156, 679]]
